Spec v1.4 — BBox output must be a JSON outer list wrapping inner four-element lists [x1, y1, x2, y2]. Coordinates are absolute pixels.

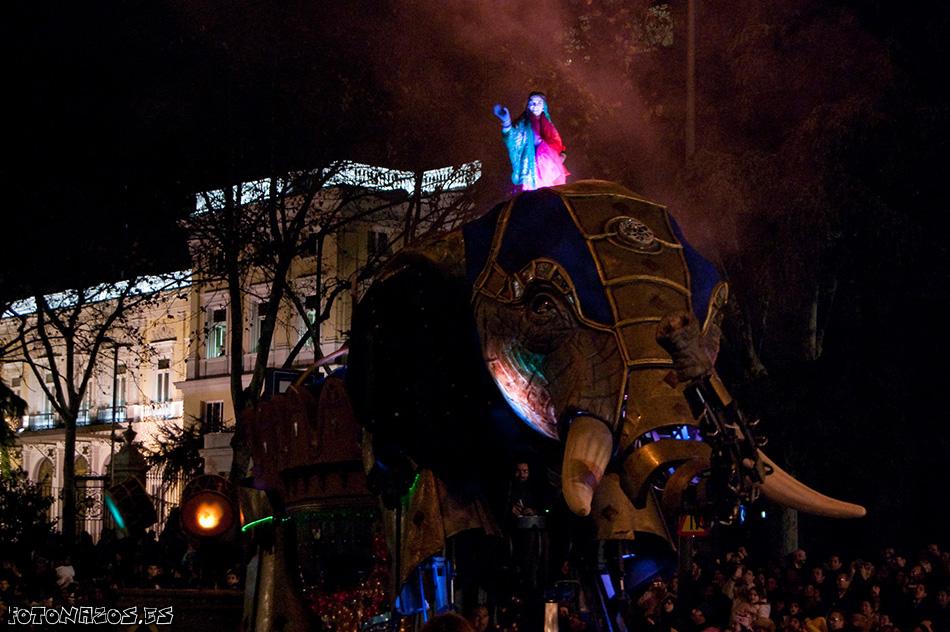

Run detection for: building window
[[78, 389, 93, 425], [367, 230, 390, 258], [7, 375, 23, 426], [207, 307, 227, 358], [116, 363, 127, 407], [203, 400, 225, 432], [156, 358, 171, 403], [37, 458, 53, 520], [42, 375, 55, 414], [303, 308, 317, 349], [250, 302, 267, 353], [8, 376, 22, 405]]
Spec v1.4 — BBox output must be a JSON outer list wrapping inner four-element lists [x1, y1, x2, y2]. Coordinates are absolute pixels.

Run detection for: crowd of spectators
[[2, 515, 946, 632], [0, 519, 242, 624], [458, 543, 948, 632], [624, 543, 948, 632]]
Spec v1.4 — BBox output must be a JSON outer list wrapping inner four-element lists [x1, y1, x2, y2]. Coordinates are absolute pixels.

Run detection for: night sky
[[4, 1, 948, 550]]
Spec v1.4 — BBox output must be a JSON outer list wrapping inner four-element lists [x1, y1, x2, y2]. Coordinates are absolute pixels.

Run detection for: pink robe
[[525, 113, 569, 191]]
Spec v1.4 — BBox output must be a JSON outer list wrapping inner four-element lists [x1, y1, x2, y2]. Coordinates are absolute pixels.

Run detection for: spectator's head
[[789, 602, 802, 617], [786, 617, 803, 632], [754, 618, 776, 632], [742, 569, 756, 586], [835, 573, 850, 591], [746, 587, 761, 604], [514, 462, 530, 482], [936, 587, 949, 608], [914, 583, 927, 601], [734, 607, 754, 631], [803, 584, 819, 600], [850, 612, 869, 632], [828, 556, 843, 572], [55, 564, 75, 588], [421, 613, 476, 632], [794, 550, 808, 566], [812, 567, 826, 584], [767, 576, 779, 594], [638, 591, 659, 615], [64, 582, 79, 607], [895, 570, 908, 588], [691, 607, 708, 626], [146, 563, 162, 579], [566, 611, 588, 632], [469, 605, 490, 632], [828, 611, 846, 631], [225, 569, 240, 589]]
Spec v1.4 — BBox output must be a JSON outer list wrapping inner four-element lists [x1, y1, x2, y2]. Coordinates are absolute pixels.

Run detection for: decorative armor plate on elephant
[[606, 216, 662, 254]]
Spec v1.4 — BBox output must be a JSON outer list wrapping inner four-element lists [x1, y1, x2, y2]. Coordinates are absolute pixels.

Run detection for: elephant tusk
[[757, 450, 866, 518], [562, 416, 613, 517]]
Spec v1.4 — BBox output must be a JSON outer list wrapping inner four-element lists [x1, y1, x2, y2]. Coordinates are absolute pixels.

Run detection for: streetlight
[[103, 337, 130, 486]]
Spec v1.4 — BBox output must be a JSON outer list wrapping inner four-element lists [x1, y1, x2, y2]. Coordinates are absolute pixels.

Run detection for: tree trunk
[[769, 506, 799, 559], [62, 415, 77, 549]]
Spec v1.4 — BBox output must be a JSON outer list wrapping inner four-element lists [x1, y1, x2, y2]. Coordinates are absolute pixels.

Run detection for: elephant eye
[[529, 292, 557, 316]]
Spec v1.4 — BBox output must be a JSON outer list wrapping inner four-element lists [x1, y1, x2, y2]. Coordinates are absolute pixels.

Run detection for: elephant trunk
[[562, 416, 613, 516], [756, 450, 866, 518], [654, 310, 866, 521]]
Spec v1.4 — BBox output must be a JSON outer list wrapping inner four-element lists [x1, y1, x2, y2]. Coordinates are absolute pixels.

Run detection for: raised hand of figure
[[493, 103, 511, 127]]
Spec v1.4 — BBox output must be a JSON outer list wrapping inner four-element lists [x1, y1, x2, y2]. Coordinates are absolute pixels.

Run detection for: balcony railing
[[27, 413, 59, 430], [96, 407, 128, 423], [128, 400, 184, 422], [22, 401, 183, 432], [186, 344, 334, 379]]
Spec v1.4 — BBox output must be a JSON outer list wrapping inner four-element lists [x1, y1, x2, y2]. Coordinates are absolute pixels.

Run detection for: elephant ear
[[346, 238, 521, 496]]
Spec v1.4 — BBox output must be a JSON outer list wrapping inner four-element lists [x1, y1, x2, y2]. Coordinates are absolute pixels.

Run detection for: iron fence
[[49, 469, 184, 543]]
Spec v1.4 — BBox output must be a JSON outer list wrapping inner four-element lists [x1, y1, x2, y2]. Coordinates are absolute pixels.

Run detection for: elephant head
[[347, 180, 864, 535]]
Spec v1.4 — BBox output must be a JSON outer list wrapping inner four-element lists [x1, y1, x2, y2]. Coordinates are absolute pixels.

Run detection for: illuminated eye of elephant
[[521, 288, 573, 354], [529, 293, 557, 318]]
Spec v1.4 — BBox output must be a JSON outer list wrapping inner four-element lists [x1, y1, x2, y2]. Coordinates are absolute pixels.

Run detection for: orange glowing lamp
[[180, 475, 236, 538]]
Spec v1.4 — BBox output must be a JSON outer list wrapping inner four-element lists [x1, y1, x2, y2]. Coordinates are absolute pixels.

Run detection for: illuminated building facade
[[0, 160, 480, 540]]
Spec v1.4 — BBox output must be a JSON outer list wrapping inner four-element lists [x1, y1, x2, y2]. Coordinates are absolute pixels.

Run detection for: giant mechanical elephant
[[347, 180, 864, 528], [244, 180, 864, 629]]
